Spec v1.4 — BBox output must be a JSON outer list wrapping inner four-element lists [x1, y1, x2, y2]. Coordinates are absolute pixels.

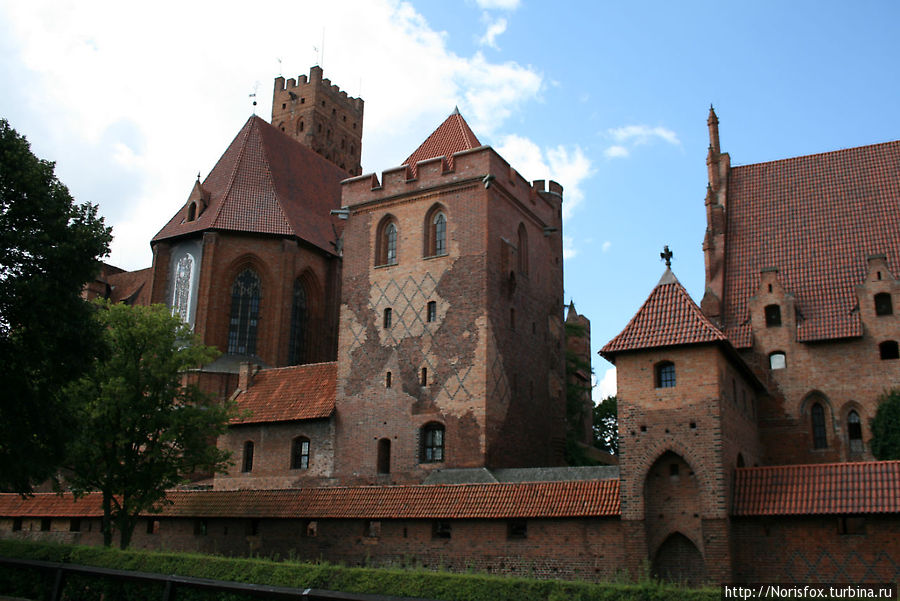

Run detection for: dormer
[[748, 268, 796, 353], [856, 254, 899, 327], [184, 179, 210, 223]]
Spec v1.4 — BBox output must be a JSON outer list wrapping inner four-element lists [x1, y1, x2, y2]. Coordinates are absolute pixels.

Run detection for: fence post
[[162, 579, 176, 601], [51, 567, 65, 601]]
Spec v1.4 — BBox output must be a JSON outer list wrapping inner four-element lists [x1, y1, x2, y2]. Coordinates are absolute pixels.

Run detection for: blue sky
[[2, 0, 899, 399]]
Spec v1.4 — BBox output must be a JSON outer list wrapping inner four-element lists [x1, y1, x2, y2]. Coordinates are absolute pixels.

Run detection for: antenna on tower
[[249, 81, 259, 115], [276, 57, 282, 77], [321, 28, 326, 68]]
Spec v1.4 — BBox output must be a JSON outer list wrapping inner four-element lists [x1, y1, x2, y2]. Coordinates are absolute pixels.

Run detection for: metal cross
[[660, 245, 673, 268]]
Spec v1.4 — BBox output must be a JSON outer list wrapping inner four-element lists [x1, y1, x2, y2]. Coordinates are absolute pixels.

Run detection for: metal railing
[[0, 556, 434, 601]]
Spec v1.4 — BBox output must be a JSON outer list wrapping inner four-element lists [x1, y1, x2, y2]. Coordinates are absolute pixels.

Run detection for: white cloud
[[603, 145, 629, 159], [595, 367, 617, 400], [0, 0, 544, 270], [602, 240, 612, 253], [495, 134, 593, 220], [563, 236, 578, 260], [603, 124, 680, 160], [479, 15, 507, 49], [474, 0, 520, 9]]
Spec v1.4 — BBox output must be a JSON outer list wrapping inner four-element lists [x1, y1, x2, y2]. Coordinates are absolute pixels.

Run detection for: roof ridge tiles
[[732, 138, 900, 170]]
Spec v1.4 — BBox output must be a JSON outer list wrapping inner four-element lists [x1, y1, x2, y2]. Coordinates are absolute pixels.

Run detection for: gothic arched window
[[847, 410, 863, 454], [376, 216, 398, 266], [288, 278, 308, 365], [811, 402, 828, 449], [424, 205, 447, 257], [172, 254, 194, 322], [228, 268, 261, 355], [517, 223, 528, 275]]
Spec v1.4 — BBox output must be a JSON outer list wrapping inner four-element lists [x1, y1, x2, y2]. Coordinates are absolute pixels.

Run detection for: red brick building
[[2, 75, 899, 586]]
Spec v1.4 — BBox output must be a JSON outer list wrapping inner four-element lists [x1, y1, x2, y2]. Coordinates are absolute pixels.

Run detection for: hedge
[[0, 539, 717, 601]]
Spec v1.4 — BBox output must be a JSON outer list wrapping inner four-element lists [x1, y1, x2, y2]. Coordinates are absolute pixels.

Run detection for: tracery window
[[811, 403, 828, 449], [172, 254, 194, 322], [288, 278, 308, 365], [228, 268, 261, 355], [421, 423, 444, 463], [291, 437, 310, 470]]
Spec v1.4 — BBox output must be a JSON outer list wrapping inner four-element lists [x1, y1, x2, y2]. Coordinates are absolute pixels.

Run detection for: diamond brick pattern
[[601, 269, 728, 355], [733, 460, 900, 516], [153, 116, 346, 254], [0, 480, 620, 519], [723, 140, 900, 346], [365, 273, 473, 400]]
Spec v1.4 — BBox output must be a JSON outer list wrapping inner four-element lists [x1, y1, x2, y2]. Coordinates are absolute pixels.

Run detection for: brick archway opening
[[651, 532, 706, 586]]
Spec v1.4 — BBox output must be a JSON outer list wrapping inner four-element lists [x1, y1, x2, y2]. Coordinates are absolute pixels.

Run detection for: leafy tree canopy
[[64, 301, 234, 548], [0, 119, 112, 492], [593, 395, 618, 456], [870, 388, 900, 460]]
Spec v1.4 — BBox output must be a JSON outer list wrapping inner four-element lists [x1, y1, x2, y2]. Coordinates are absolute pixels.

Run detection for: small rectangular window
[[426, 301, 437, 323], [765, 304, 782, 327], [432, 521, 451, 539], [384, 307, 392, 328], [69, 518, 81, 533], [838, 516, 866, 535], [146, 519, 159, 535], [305, 520, 318, 537], [365, 520, 381, 538], [421, 367, 428, 386], [194, 519, 208, 536], [507, 520, 527, 539], [40, 518, 51, 532], [12, 518, 22, 532]]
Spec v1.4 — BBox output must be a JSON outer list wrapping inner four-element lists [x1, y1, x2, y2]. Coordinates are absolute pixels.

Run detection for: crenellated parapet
[[271, 66, 364, 176], [341, 146, 562, 228]]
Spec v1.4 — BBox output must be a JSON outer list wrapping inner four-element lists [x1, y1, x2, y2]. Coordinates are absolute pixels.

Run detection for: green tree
[[0, 119, 112, 492], [593, 395, 618, 455], [64, 302, 234, 548], [870, 389, 900, 460]]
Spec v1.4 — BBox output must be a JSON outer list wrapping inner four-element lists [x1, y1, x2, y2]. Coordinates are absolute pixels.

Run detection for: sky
[[2, 0, 899, 402]]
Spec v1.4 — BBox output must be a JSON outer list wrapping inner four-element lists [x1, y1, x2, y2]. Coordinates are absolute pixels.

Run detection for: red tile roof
[[153, 116, 346, 254], [403, 108, 481, 177], [232, 362, 336, 425], [107, 267, 151, 306], [733, 461, 900, 516], [601, 269, 728, 356], [723, 140, 900, 345], [0, 480, 620, 519]]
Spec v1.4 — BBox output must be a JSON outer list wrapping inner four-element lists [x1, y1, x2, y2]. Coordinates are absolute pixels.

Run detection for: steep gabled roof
[[153, 116, 346, 254], [602, 269, 728, 356], [403, 108, 481, 177], [106, 267, 151, 306], [0, 479, 620, 519], [723, 140, 900, 345], [231, 362, 336, 425], [733, 461, 900, 516]]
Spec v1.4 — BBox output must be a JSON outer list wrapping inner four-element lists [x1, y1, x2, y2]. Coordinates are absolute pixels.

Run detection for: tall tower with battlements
[[272, 66, 364, 176]]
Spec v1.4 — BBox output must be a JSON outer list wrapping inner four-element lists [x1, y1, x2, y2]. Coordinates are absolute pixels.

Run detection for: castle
[[2, 66, 899, 585]]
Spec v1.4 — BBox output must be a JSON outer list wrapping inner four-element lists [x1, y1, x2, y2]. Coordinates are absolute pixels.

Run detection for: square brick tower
[[272, 66, 364, 176], [333, 110, 567, 484], [601, 267, 764, 585]]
